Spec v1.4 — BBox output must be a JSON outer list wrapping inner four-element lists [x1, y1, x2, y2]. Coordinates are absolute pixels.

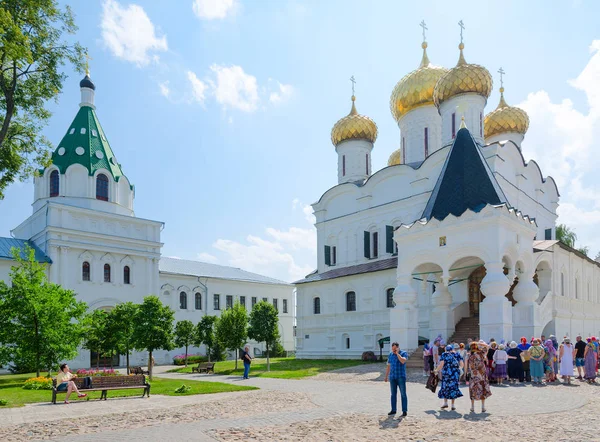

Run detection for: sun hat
[[564, 338, 571, 344], [499, 344, 506, 350], [453, 343, 459, 350], [445, 345, 454, 352], [510, 341, 517, 349]]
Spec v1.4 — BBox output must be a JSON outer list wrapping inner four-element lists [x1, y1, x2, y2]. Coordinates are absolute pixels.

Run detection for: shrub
[[172, 354, 207, 366], [263, 339, 286, 358], [75, 368, 120, 377], [22, 377, 53, 390], [361, 351, 377, 362], [174, 384, 191, 394], [0, 399, 7, 406]]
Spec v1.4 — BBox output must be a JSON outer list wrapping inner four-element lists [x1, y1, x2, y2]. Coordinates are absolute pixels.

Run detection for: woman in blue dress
[[434, 345, 463, 410]]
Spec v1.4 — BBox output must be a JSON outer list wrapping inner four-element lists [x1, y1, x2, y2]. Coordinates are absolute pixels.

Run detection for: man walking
[[384, 341, 408, 417], [575, 335, 586, 380], [241, 346, 252, 379]]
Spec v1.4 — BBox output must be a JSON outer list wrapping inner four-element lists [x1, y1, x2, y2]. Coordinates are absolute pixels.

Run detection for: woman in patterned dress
[[529, 339, 546, 384], [466, 341, 491, 413], [434, 345, 463, 411], [584, 338, 598, 384]]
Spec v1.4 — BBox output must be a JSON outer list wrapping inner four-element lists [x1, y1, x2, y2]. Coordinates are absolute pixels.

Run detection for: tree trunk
[[185, 344, 188, 367], [266, 342, 270, 372], [96, 351, 100, 370], [34, 314, 40, 377], [148, 350, 153, 380], [207, 346, 211, 363], [235, 350, 238, 370], [126, 348, 130, 375]]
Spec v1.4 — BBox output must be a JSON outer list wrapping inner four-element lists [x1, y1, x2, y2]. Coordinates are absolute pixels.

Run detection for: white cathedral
[[0, 73, 294, 369], [295, 30, 600, 358]]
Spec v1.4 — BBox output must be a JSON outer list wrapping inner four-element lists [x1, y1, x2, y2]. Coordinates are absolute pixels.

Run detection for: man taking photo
[[384, 341, 408, 416]]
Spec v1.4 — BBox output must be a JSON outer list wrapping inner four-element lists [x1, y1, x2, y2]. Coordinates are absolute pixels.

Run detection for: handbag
[[425, 372, 439, 393]]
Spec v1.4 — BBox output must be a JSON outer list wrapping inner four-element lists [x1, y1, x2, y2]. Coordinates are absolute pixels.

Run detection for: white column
[[512, 271, 541, 339], [49, 245, 59, 283], [390, 274, 418, 351], [429, 276, 454, 343], [479, 262, 512, 341], [59, 246, 69, 286]]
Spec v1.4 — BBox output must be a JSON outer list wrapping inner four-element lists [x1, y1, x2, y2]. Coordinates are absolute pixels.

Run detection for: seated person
[[56, 363, 87, 404]]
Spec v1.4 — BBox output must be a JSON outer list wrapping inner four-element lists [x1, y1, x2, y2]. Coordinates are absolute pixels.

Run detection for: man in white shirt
[[56, 364, 87, 404]]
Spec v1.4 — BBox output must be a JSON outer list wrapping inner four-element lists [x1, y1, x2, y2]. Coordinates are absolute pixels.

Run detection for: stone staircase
[[449, 316, 480, 344]]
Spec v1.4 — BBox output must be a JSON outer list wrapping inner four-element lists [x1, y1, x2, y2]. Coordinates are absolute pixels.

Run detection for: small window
[[49, 170, 59, 197], [283, 299, 288, 314], [331, 246, 337, 266], [69, 128, 75, 134], [262, 297, 268, 303], [180, 292, 188, 310], [346, 291, 356, 312], [82, 261, 90, 281], [346, 336, 350, 349], [240, 296, 246, 309], [452, 113, 456, 139], [424, 127, 429, 156], [273, 298, 278, 312], [214, 294, 221, 310], [103, 263, 111, 283], [91, 129, 98, 137], [96, 174, 109, 201], [123, 266, 130, 284], [479, 112, 483, 136], [80, 128, 86, 134], [226, 295, 233, 309], [251, 296, 257, 308], [195, 293, 202, 310], [314, 297, 321, 315], [545, 228, 552, 241], [386, 288, 395, 308], [372, 232, 378, 258], [365, 153, 369, 175], [342, 155, 346, 176]]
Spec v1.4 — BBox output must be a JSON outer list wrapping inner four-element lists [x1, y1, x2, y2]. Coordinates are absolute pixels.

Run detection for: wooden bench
[[52, 375, 150, 404], [191, 362, 215, 374], [130, 366, 149, 375]]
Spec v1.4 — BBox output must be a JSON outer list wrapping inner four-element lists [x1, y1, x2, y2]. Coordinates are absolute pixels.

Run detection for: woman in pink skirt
[[492, 343, 509, 385]]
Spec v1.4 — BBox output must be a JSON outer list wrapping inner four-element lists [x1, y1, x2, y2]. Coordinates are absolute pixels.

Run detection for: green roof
[[50, 105, 126, 182]]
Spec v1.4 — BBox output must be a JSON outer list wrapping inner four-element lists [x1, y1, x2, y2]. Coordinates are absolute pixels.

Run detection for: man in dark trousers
[[241, 346, 252, 379], [384, 341, 408, 417]]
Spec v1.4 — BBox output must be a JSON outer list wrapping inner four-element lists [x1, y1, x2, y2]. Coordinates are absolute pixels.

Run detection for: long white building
[[0, 74, 294, 369], [295, 33, 600, 358]]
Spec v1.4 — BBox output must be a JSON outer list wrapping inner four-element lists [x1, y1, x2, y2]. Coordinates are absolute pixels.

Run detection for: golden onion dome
[[433, 43, 493, 107], [388, 148, 402, 166], [331, 96, 378, 146], [484, 87, 529, 139], [390, 42, 448, 121]]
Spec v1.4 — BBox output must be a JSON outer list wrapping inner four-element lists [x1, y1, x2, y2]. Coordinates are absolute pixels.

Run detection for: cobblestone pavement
[[0, 364, 596, 441]]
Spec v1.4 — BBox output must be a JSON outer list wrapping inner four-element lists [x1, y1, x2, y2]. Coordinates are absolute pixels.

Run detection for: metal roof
[[159, 257, 290, 286], [294, 257, 397, 284], [0, 237, 52, 263]]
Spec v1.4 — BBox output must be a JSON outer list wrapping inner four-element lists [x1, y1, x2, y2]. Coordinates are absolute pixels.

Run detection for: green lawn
[[167, 357, 371, 379], [0, 372, 257, 408]]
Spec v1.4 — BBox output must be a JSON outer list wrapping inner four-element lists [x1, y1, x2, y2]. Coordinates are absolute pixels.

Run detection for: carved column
[[479, 261, 513, 341], [429, 276, 454, 343], [390, 273, 418, 351], [512, 271, 541, 339]]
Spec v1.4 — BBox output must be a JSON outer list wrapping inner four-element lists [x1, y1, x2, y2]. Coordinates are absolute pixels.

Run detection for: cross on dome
[[84, 52, 92, 76], [458, 20, 465, 44], [498, 67, 505, 89], [350, 75, 356, 96], [420, 20, 428, 42]]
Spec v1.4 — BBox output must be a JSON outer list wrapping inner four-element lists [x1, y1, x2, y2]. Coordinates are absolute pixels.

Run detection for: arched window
[[103, 264, 111, 283], [575, 278, 579, 299], [346, 291, 356, 312], [49, 170, 59, 197], [180, 292, 187, 310], [195, 292, 202, 310], [96, 174, 109, 201], [123, 266, 130, 284], [561, 273, 565, 296], [386, 288, 395, 308], [82, 261, 90, 281], [313, 297, 321, 315]]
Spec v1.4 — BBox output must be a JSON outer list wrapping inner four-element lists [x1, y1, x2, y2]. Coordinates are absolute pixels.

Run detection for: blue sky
[[1, 0, 599, 282]]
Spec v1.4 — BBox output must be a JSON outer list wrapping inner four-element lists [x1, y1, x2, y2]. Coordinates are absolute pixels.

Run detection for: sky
[[0, 0, 599, 283]]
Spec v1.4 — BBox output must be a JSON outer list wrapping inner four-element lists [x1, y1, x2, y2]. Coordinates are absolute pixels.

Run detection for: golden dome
[[388, 148, 402, 166], [390, 42, 448, 121], [484, 87, 529, 139], [433, 43, 493, 107], [331, 96, 378, 146]]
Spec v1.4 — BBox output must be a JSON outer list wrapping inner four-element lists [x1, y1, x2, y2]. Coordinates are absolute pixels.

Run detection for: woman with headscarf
[[507, 341, 523, 383], [559, 337, 574, 385], [584, 338, 598, 384], [423, 343, 432, 376], [434, 345, 463, 411], [517, 337, 531, 382], [492, 343, 509, 385], [487, 342, 497, 383], [528, 339, 546, 384], [466, 341, 491, 413], [544, 339, 557, 383]]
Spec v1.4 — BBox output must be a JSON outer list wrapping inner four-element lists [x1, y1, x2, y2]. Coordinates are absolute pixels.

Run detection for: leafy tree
[[0, 246, 87, 376], [110, 302, 138, 374], [174, 320, 195, 367], [556, 224, 577, 248], [81, 309, 109, 369], [132, 295, 175, 380], [0, 0, 85, 198], [248, 301, 279, 372], [577, 246, 590, 257], [215, 302, 248, 370]]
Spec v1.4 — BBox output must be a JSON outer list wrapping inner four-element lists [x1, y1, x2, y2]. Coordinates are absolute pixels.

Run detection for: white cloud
[[269, 82, 294, 104], [192, 0, 237, 20], [187, 70, 207, 103], [101, 0, 168, 66], [159, 81, 170, 98], [292, 198, 300, 210], [209, 64, 259, 112], [303, 204, 316, 225], [197, 252, 219, 264], [519, 40, 600, 255]]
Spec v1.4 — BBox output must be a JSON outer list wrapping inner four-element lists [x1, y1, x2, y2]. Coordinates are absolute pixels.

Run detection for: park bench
[[130, 366, 149, 375], [191, 362, 215, 374], [52, 375, 150, 404]]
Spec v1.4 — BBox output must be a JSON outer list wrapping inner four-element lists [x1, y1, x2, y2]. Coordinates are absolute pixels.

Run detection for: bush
[[0, 399, 7, 406], [210, 343, 227, 362], [172, 354, 207, 366], [174, 384, 191, 394], [75, 368, 120, 377], [22, 376, 53, 390], [263, 339, 286, 358]]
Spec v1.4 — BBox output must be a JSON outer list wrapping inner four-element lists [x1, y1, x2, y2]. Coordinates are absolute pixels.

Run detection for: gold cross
[[84, 52, 92, 76], [498, 67, 505, 88], [458, 20, 465, 43], [420, 20, 428, 42], [350, 75, 356, 96]]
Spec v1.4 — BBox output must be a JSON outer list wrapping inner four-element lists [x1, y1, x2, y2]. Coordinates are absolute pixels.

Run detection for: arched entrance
[[468, 266, 518, 317]]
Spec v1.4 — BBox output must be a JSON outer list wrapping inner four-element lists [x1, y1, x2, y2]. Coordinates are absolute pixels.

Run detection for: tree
[[556, 224, 577, 248], [195, 315, 218, 362], [132, 295, 175, 380], [81, 309, 109, 369], [248, 301, 279, 372], [578, 246, 590, 257], [174, 320, 195, 367], [0, 0, 84, 198], [215, 302, 247, 370], [0, 246, 87, 376], [110, 302, 138, 374]]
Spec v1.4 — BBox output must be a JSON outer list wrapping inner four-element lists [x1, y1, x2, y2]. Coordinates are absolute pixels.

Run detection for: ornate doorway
[[468, 266, 486, 316]]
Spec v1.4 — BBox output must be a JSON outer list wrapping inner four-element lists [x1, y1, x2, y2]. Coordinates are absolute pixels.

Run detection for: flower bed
[[173, 354, 207, 365], [22, 376, 53, 390], [75, 368, 120, 377]]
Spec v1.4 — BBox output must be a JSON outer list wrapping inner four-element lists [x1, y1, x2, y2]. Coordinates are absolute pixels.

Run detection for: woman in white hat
[[559, 337, 574, 385]]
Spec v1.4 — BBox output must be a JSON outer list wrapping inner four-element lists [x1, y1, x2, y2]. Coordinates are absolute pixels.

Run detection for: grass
[[167, 357, 372, 379], [0, 372, 257, 408]]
